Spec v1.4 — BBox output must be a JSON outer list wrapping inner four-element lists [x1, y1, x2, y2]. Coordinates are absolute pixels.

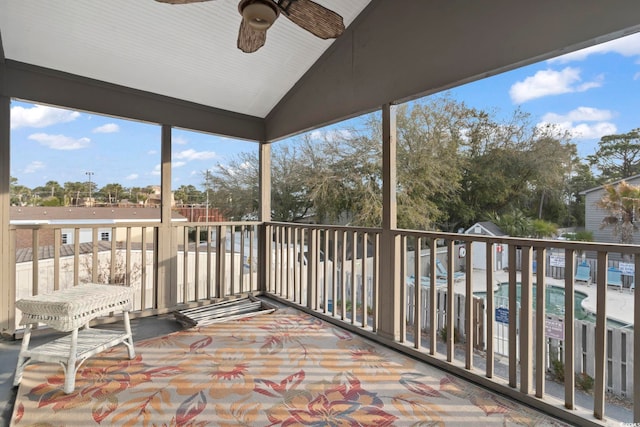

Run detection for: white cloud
[[538, 106, 617, 140], [24, 161, 45, 173], [509, 67, 603, 103], [11, 104, 80, 129], [309, 129, 353, 142], [174, 149, 216, 161], [541, 106, 614, 123], [148, 150, 158, 155], [151, 164, 161, 176], [28, 133, 91, 150], [92, 123, 120, 133], [174, 136, 189, 145], [125, 173, 139, 180], [550, 32, 640, 63], [173, 161, 187, 168]]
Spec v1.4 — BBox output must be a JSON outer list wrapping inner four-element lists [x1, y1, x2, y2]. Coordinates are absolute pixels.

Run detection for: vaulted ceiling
[[2, 0, 640, 143]]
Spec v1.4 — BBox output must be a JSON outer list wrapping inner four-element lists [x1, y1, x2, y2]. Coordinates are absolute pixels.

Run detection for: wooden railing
[[265, 222, 640, 426], [7, 219, 640, 424], [6, 221, 261, 331]]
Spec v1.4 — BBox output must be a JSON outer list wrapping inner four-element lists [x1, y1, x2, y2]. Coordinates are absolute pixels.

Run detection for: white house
[[464, 221, 508, 271]]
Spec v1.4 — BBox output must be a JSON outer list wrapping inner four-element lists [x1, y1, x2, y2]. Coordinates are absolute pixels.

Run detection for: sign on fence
[[549, 254, 565, 268], [545, 317, 564, 340], [495, 307, 509, 324], [619, 262, 635, 276]]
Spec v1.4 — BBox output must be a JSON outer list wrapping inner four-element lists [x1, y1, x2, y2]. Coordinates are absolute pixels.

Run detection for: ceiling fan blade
[[281, 0, 345, 39], [155, 0, 214, 4], [237, 19, 267, 53]]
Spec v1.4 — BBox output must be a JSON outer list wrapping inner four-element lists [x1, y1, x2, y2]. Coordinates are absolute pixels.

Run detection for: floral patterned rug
[[11, 308, 569, 426]]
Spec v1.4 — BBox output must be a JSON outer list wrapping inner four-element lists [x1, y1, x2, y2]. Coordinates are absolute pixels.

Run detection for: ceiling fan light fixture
[[241, 1, 278, 31]]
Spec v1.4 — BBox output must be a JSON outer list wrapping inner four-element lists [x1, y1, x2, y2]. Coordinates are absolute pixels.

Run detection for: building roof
[[579, 174, 640, 195], [10, 206, 187, 224], [465, 221, 506, 237]]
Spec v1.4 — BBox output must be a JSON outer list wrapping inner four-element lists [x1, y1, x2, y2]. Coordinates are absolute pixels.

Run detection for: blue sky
[[10, 32, 640, 191]]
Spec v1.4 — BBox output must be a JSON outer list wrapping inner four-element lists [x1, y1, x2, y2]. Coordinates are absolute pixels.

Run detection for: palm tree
[[596, 180, 640, 244]]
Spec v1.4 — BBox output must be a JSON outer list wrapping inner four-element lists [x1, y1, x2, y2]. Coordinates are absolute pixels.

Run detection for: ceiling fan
[[155, 0, 345, 53]]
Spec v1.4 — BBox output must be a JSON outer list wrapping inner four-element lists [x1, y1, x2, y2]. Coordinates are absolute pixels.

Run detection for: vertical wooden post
[[258, 143, 271, 294], [378, 103, 399, 341], [156, 125, 177, 309], [0, 95, 13, 333]]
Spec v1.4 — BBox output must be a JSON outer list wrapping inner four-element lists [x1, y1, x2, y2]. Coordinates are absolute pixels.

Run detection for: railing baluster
[[508, 244, 517, 388], [110, 226, 117, 282], [486, 241, 494, 378], [465, 241, 473, 370], [126, 227, 132, 288], [73, 228, 80, 285], [520, 246, 533, 394], [372, 233, 379, 332], [92, 228, 98, 283], [399, 235, 407, 343], [141, 227, 147, 309], [446, 240, 455, 362], [634, 254, 640, 423], [217, 225, 226, 298], [414, 236, 422, 349], [429, 238, 437, 355], [564, 248, 575, 410], [183, 226, 189, 303], [341, 230, 347, 321], [32, 229, 39, 296], [362, 231, 369, 329], [351, 230, 357, 325], [535, 247, 547, 398], [53, 229, 60, 291], [194, 226, 201, 301], [594, 251, 608, 420]]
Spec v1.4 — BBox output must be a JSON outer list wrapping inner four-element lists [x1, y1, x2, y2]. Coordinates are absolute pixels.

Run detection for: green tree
[[588, 129, 640, 181], [486, 209, 532, 237], [63, 181, 86, 206], [205, 152, 261, 221], [10, 176, 32, 206], [596, 180, 640, 244], [99, 183, 125, 204], [174, 184, 203, 205]]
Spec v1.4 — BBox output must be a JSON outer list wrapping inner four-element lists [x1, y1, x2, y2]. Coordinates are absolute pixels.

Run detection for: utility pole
[[85, 171, 94, 207]]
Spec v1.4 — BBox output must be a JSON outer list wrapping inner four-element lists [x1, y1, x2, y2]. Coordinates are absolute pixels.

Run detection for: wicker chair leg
[[13, 323, 33, 387]]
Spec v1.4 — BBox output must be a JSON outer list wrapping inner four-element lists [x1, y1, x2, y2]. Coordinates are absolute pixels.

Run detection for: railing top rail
[[267, 221, 381, 234], [10, 220, 263, 231], [394, 228, 640, 255]]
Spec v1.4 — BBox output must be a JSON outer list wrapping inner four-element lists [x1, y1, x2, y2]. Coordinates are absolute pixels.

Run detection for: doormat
[[174, 295, 277, 327]]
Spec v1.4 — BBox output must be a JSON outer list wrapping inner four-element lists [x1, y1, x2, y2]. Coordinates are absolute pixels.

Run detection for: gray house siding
[[582, 174, 640, 247]]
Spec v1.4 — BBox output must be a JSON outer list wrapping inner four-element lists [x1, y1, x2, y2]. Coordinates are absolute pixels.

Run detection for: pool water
[[475, 283, 590, 320]]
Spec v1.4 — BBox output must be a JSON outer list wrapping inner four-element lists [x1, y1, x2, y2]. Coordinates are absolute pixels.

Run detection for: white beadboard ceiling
[[0, 0, 370, 118]]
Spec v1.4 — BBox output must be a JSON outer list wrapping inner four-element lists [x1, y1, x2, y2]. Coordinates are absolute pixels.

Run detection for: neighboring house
[[10, 207, 187, 250], [580, 174, 640, 245], [464, 221, 508, 271], [144, 186, 176, 208]]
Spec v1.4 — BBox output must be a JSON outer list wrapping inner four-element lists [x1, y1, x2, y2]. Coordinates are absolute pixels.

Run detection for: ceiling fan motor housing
[[239, 0, 280, 31]]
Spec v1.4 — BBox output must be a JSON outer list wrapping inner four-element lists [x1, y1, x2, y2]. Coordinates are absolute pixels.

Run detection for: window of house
[[100, 232, 110, 241]]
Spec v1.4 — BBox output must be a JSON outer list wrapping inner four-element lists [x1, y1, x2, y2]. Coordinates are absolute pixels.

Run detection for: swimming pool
[[474, 283, 590, 320]]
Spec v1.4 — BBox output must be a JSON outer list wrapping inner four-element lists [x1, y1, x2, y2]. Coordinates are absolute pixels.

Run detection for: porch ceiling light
[[240, 0, 278, 31]]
